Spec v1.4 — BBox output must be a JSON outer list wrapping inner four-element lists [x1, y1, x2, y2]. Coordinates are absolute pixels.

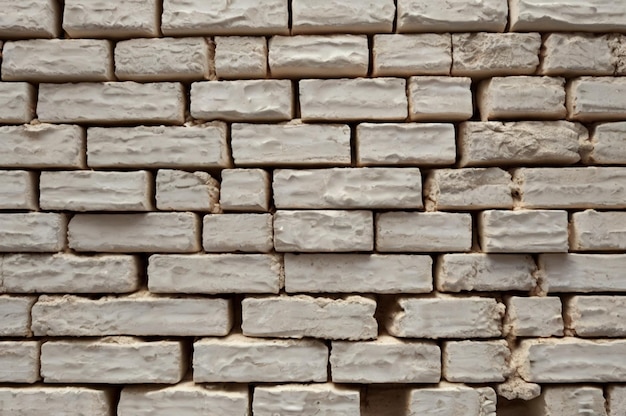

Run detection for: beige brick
[[285, 254, 432, 294], [452, 33, 541, 77], [608, 385, 626, 416], [540, 254, 626, 293], [409, 76, 473, 121], [232, 122, 351, 167], [376, 212, 472, 252], [398, 0, 508, 32], [567, 296, 626, 337], [571, 210, 626, 251], [356, 123, 456, 166], [193, 335, 328, 383], [220, 169, 271, 212], [532, 386, 607, 416], [568, 77, 626, 121], [41, 339, 185, 384], [587, 122, 626, 165], [148, 254, 282, 294], [0, 170, 36, 210], [274, 168, 423, 209], [2, 254, 140, 294], [2, 39, 113, 82], [115, 37, 211, 81], [274, 210, 373, 252], [331, 336, 441, 383], [504, 297, 563, 337], [0, 341, 40, 383], [156, 170, 219, 212], [38, 82, 185, 125], [191, 80, 292, 121], [0, 387, 112, 416], [540, 34, 614, 76], [373, 34, 451, 76], [0, 213, 66, 252], [87, 123, 229, 169], [214, 36, 267, 79], [444, 340, 510, 382], [479, 210, 569, 253], [203, 214, 273, 253], [0, 296, 35, 336], [68, 213, 200, 253], [408, 386, 487, 416], [292, 0, 395, 34], [40, 171, 153, 211], [0, 0, 60, 38], [478, 76, 566, 120], [0, 82, 35, 123], [63, 0, 159, 38], [253, 384, 359, 416]]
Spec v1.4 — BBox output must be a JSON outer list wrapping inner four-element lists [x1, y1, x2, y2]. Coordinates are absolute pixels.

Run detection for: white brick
[[87, 123, 229, 169], [479, 210, 569, 253], [38, 82, 185, 125], [274, 168, 423, 209], [0, 170, 36, 210], [458, 121, 585, 167], [510, 0, 626, 32], [115, 38, 211, 81], [40, 171, 153, 211], [331, 336, 441, 383], [516, 339, 626, 383], [452, 33, 541, 77], [269, 35, 368, 78], [567, 77, 626, 121], [193, 335, 328, 383], [162, 0, 288, 36], [119, 384, 249, 416], [608, 385, 626, 416], [398, 0, 508, 32], [0, 82, 35, 124], [0, 387, 112, 416], [444, 340, 510, 382], [504, 297, 563, 337], [292, 0, 395, 34], [540, 34, 614, 76], [571, 210, 626, 251], [232, 122, 351, 167], [148, 254, 282, 294], [2, 254, 140, 293], [478, 76, 566, 121], [424, 168, 513, 210], [0, 296, 35, 336], [41, 339, 184, 384], [587, 122, 626, 164], [242, 295, 377, 340], [533, 386, 607, 416], [203, 214, 273, 253], [0, 124, 84, 168], [540, 254, 626, 293], [191, 80, 292, 121], [0, 0, 60, 38], [376, 212, 472, 252], [254, 384, 360, 416], [285, 254, 432, 293], [567, 296, 626, 337], [68, 213, 200, 253], [274, 210, 373, 252], [515, 167, 626, 209], [409, 77, 473, 121], [63, 0, 159, 38], [300, 78, 407, 121], [156, 170, 219, 212], [388, 296, 504, 339], [356, 123, 456, 166], [408, 386, 485, 416], [0, 342, 40, 383], [214, 36, 267, 79], [2, 40, 113, 82], [436, 254, 537, 292], [220, 169, 270, 212], [373, 34, 451, 77], [0, 213, 66, 252]]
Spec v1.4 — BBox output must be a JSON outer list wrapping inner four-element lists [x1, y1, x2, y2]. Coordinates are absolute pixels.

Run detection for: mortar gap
[[367, 35, 374, 77]]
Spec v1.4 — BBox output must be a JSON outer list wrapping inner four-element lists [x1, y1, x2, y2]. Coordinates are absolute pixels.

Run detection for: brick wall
[[0, 1, 625, 415]]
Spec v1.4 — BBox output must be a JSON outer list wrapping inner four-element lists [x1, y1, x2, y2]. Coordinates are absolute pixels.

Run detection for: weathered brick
[[285, 254, 432, 294], [376, 212, 472, 252], [408, 386, 492, 416], [231, 122, 351, 167], [397, 0, 507, 32], [330, 336, 441, 383], [0, 387, 112, 416], [443, 340, 510, 382], [571, 210, 626, 251], [409, 76, 473, 121], [0, 170, 37, 210], [214, 36, 268, 79], [203, 214, 274, 253], [41, 339, 185, 384], [68, 213, 200, 253], [0, 296, 35, 336], [253, 384, 360, 416], [0, 82, 35, 124], [356, 123, 456, 166], [0, 213, 66, 253], [540, 34, 614, 76], [40, 171, 153, 211], [504, 297, 563, 337], [115, 37, 211, 81], [608, 385, 626, 416], [586, 122, 626, 165], [2, 39, 113, 82], [38, 82, 185, 125], [273, 168, 423, 209], [540, 254, 626, 293], [292, 0, 395, 34], [567, 296, 626, 337], [479, 210, 569, 253], [148, 254, 282, 294], [567, 77, 626, 121], [220, 169, 271, 212], [388, 296, 504, 339], [156, 170, 219, 212], [274, 210, 373, 252], [373, 34, 451, 76], [0, 0, 60, 38], [193, 335, 328, 382], [533, 386, 607, 416], [0, 341, 40, 383]]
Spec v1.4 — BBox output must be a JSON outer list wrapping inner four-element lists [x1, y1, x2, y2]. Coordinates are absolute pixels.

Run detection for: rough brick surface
[[409, 76, 473, 121], [0, 296, 36, 336], [373, 34, 452, 76], [253, 384, 360, 416], [0, 0, 60, 38], [0, 213, 66, 252], [0, 387, 113, 416], [0, 341, 40, 383], [292, 0, 395, 34], [397, 0, 508, 32]]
